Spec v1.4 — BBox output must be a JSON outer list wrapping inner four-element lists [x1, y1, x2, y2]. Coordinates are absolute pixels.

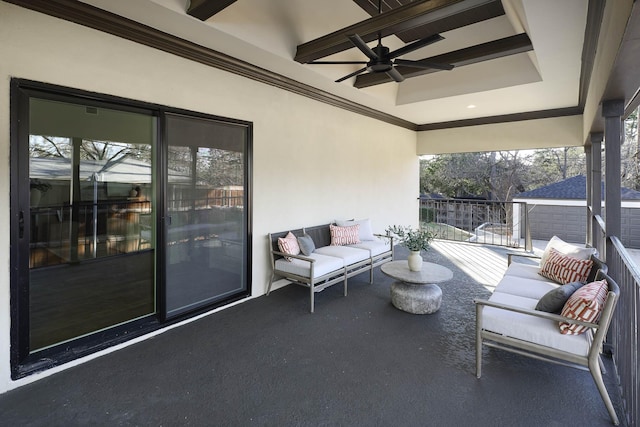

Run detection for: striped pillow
[[559, 279, 608, 335], [329, 224, 360, 246], [539, 248, 593, 284], [277, 231, 300, 261]]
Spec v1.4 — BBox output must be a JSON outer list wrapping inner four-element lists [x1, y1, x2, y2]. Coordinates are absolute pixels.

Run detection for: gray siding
[[524, 203, 640, 248]]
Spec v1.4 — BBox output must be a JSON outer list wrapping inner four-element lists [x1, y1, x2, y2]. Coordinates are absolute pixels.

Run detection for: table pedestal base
[[390, 281, 442, 314]]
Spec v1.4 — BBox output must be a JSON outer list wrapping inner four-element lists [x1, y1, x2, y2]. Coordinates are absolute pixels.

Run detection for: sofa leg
[[589, 358, 619, 425], [309, 286, 315, 313], [266, 273, 275, 295], [475, 303, 483, 379]]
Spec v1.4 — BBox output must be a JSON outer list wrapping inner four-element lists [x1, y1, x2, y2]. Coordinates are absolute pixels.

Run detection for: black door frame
[[9, 79, 252, 379]]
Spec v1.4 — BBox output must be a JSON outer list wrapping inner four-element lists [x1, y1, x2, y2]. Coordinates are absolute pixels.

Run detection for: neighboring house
[[513, 175, 640, 247]]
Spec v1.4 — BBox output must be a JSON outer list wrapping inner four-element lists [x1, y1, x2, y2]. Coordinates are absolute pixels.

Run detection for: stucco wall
[[0, 3, 418, 393]]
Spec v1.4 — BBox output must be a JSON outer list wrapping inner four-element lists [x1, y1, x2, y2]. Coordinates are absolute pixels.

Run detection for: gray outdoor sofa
[[475, 237, 621, 424], [267, 221, 393, 312]]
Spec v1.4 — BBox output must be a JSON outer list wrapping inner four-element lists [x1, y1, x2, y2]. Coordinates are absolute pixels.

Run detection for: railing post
[[587, 132, 603, 248], [602, 100, 624, 263]]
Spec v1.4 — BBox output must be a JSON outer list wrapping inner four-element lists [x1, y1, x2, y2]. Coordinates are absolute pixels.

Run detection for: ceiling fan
[[308, 0, 455, 84]]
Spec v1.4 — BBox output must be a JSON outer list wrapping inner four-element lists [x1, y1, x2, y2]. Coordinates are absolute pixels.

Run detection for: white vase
[[407, 250, 423, 272]]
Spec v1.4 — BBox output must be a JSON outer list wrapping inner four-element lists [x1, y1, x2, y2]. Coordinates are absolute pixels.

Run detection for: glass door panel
[[165, 114, 248, 317], [28, 98, 156, 351]]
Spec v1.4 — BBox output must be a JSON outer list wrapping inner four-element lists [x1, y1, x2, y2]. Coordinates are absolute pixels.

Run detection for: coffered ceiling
[[77, 0, 589, 126]]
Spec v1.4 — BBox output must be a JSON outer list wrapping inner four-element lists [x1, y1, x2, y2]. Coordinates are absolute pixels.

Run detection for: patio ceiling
[[9, 0, 640, 146], [71, 0, 588, 127]]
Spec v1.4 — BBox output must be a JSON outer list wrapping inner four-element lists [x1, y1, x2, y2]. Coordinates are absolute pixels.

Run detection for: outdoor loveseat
[[267, 219, 393, 312], [474, 236, 621, 425]]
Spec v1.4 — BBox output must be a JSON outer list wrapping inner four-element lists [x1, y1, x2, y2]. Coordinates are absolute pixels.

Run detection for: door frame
[[9, 79, 253, 379]]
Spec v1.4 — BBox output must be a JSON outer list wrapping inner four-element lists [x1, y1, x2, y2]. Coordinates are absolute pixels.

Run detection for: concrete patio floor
[[0, 242, 627, 426]]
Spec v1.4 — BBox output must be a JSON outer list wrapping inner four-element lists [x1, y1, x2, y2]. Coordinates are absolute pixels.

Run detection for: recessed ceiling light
[[467, 104, 476, 109]]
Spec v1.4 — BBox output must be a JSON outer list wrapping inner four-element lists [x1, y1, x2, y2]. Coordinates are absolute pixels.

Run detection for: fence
[[419, 197, 531, 250], [593, 215, 639, 427]]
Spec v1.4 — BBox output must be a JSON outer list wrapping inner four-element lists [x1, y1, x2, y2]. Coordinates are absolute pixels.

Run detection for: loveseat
[[474, 236, 621, 424], [267, 219, 393, 312]]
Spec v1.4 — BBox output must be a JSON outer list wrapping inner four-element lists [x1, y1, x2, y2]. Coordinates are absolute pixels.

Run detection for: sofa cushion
[[348, 239, 390, 257], [297, 234, 315, 256], [535, 281, 585, 314], [539, 248, 593, 284], [314, 245, 370, 265], [484, 291, 591, 356], [504, 262, 542, 281], [277, 231, 300, 261], [559, 279, 608, 335], [540, 235, 597, 266], [336, 218, 376, 241], [275, 253, 344, 279], [494, 276, 559, 300], [329, 224, 361, 246]]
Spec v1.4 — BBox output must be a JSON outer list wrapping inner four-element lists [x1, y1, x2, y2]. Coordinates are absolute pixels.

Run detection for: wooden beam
[[354, 33, 533, 88], [295, 0, 504, 63], [187, 0, 237, 21]]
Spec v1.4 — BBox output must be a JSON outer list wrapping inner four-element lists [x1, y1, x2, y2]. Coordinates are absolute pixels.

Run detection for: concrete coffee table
[[381, 260, 453, 314]]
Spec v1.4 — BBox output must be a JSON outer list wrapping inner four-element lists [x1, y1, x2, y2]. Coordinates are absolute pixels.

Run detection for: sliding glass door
[[25, 96, 157, 351], [164, 114, 249, 317], [11, 81, 252, 378]]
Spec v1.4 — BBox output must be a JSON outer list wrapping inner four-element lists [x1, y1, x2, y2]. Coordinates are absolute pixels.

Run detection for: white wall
[[416, 115, 583, 155], [0, 3, 418, 393]]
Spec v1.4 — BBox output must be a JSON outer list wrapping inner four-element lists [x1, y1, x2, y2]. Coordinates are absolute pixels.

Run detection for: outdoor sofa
[[475, 236, 621, 425], [267, 219, 393, 312]]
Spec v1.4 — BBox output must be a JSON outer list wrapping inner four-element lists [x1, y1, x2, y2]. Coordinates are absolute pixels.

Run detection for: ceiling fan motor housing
[[367, 45, 393, 73]]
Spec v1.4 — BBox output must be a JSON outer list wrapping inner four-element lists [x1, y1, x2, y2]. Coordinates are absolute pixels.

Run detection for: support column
[[602, 100, 624, 262]]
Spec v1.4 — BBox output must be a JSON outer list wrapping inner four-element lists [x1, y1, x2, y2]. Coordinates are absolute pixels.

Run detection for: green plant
[[385, 225, 435, 252]]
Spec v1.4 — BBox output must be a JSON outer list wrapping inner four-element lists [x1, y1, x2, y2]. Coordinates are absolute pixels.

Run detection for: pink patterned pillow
[[559, 279, 608, 335], [330, 224, 360, 246], [539, 248, 593, 284], [277, 231, 300, 261]]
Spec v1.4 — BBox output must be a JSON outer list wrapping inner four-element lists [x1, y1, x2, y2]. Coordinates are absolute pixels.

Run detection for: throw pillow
[[297, 234, 316, 256], [539, 235, 596, 266], [335, 218, 376, 241], [535, 281, 585, 313], [559, 279, 609, 335], [330, 223, 360, 246], [539, 248, 593, 284], [277, 231, 300, 261]]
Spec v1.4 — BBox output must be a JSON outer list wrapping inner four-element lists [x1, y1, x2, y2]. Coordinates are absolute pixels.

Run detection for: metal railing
[[593, 216, 639, 427], [419, 198, 531, 250]]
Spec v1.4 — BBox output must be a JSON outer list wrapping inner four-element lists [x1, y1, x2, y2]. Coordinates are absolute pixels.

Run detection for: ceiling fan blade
[[348, 34, 379, 61], [385, 67, 405, 83], [336, 66, 368, 83], [309, 61, 369, 65], [394, 58, 454, 70], [388, 34, 444, 59]]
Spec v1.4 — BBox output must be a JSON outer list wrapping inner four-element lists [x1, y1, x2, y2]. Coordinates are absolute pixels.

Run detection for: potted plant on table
[[385, 225, 435, 272]]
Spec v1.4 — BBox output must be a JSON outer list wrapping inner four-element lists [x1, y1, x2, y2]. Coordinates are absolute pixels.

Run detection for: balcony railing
[[419, 197, 532, 251], [594, 216, 639, 427]]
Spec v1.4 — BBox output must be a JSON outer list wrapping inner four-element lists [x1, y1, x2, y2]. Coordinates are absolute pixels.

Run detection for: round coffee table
[[381, 260, 453, 314]]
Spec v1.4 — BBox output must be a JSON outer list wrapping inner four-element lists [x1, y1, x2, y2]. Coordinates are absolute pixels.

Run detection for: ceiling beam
[[353, 33, 533, 88], [294, 0, 504, 63], [187, 0, 237, 21]]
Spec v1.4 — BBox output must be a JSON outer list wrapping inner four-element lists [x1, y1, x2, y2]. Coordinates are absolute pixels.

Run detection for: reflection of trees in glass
[[29, 135, 151, 165], [197, 148, 243, 187]]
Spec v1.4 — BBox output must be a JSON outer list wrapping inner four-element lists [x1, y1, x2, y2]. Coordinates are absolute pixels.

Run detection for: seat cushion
[[348, 239, 390, 257], [483, 291, 591, 356], [494, 276, 560, 300], [314, 245, 370, 265], [275, 253, 344, 279], [504, 262, 542, 281]]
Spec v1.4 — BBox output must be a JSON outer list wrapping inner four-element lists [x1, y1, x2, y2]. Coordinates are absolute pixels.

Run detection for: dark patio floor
[[0, 242, 626, 426]]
